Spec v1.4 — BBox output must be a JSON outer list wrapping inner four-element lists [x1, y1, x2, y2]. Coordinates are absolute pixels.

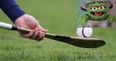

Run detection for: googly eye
[[99, 6, 104, 9], [91, 7, 97, 10]]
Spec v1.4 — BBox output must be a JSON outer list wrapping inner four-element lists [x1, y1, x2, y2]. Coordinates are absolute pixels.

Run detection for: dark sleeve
[[0, 0, 25, 22]]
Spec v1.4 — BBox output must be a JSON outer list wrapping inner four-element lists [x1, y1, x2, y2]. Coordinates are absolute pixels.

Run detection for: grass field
[[0, 0, 116, 61]]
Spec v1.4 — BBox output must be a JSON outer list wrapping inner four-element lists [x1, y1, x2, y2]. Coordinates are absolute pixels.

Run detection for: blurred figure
[[79, 0, 116, 28]]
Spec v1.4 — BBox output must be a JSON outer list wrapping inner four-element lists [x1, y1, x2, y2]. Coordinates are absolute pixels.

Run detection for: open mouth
[[91, 12, 104, 16]]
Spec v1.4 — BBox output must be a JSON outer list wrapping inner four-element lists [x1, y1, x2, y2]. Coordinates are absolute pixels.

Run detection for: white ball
[[76, 27, 93, 38]]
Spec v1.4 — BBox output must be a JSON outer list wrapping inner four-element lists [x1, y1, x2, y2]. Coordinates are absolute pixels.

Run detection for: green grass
[[0, 0, 116, 61]]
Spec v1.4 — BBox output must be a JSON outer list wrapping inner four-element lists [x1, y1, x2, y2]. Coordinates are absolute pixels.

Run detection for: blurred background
[[0, 0, 116, 61]]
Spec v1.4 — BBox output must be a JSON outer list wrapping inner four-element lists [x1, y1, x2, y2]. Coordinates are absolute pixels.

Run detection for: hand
[[15, 14, 48, 41]]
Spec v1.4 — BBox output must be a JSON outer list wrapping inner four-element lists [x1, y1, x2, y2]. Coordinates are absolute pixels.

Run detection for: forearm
[[0, 0, 25, 22]]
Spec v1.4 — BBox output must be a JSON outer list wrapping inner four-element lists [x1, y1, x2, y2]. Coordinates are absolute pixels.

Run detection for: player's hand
[[15, 14, 48, 41]]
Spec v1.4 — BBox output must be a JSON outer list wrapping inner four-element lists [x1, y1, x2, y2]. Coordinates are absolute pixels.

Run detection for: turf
[[0, 0, 116, 61]]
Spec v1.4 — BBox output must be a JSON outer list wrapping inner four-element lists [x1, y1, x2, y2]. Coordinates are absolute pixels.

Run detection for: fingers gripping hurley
[[0, 22, 106, 48]]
